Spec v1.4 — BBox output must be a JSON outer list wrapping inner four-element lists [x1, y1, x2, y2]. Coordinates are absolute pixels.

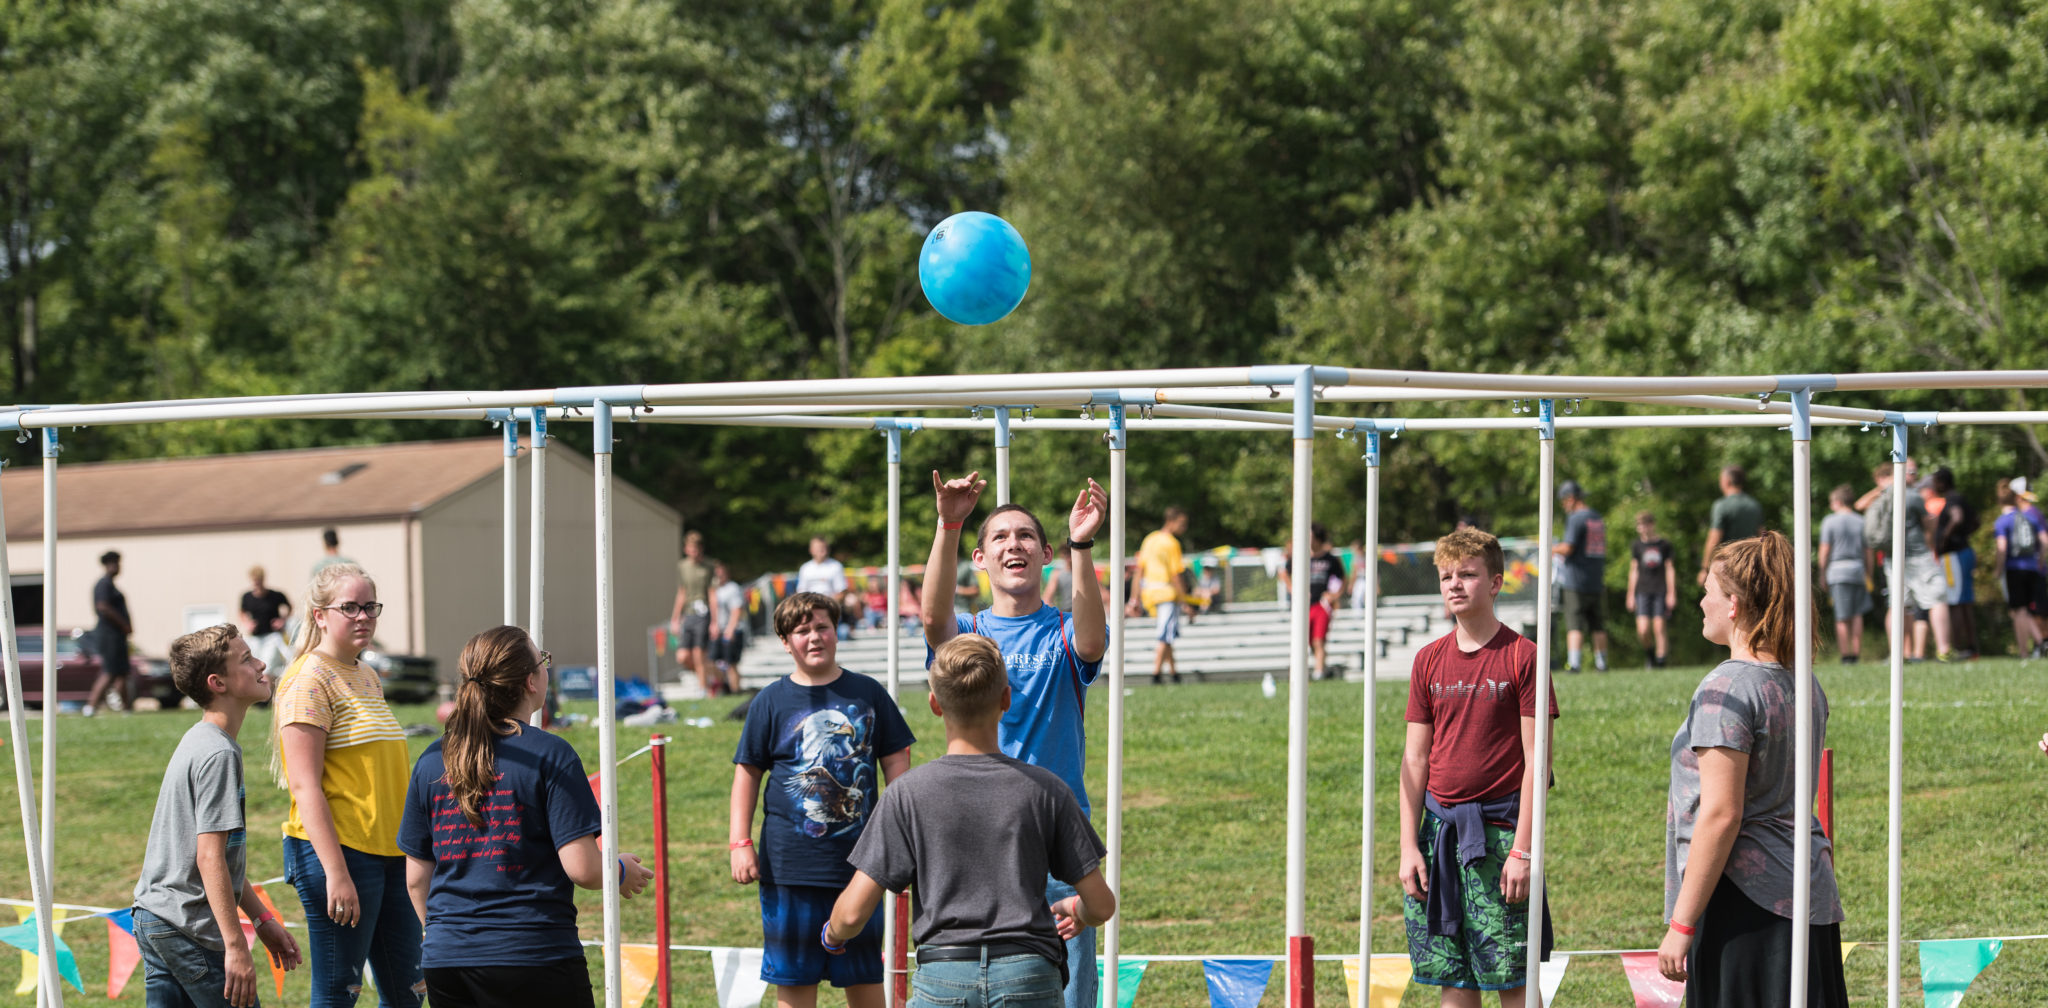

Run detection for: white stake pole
[[1102, 403, 1129, 1008], [529, 408, 549, 727], [882, 423, 905, 998], [1526, 400, 1556, 995], [1284, 369, 1314, 1005], [1790, 390, 1814, 1008], [3, 465, 64, 1007], [39, 428, 57, 928], [592, 402, 622, 1008], [1358, 426, 1383, 984], [504, 415, 520, 625], [1887, 422, 1909, 1008]]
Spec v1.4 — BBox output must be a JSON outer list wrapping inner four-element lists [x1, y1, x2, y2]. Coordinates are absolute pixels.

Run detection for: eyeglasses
[[319, 602, 384, 619], [537, 650, 552, 669]]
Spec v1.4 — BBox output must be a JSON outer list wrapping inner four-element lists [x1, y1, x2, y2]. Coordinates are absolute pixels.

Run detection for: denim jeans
[[1044, 877, 1097, 1008], [133, 907, 235, 1008], [911, 953, 1063, 1008], [282, 836, 424, 1008]]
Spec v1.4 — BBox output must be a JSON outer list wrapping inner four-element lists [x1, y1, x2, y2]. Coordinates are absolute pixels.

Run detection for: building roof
[[2, 439, 514, 537]]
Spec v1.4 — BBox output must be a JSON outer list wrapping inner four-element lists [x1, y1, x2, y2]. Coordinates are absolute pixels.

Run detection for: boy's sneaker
[[1565, 665, 1582, 675], [1593, 653, 1608, 672], [1936, 650, 1956, 663], [80, 705, 95, 717]]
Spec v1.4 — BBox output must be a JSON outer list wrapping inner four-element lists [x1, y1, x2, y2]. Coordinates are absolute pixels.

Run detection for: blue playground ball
[[919, 211, 1032, 325]]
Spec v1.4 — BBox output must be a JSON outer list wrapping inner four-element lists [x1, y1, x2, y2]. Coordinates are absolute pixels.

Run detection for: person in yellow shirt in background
[[1131, 507, 1196, 685]]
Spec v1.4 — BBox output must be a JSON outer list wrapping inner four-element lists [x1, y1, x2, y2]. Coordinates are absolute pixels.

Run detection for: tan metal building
[[1, 439, 681, 676]]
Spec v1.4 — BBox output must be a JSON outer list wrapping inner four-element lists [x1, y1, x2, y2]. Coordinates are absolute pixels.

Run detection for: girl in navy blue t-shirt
[[399, 626, 655, 1007]]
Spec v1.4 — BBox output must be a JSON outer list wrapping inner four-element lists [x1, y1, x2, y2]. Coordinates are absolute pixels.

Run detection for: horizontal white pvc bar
[[1607, 394, 1890, 423]]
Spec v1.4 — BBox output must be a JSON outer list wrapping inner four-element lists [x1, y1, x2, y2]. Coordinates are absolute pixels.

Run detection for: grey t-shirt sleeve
[[191, 748, 245, 835], [848, 784, 915, 892], [1047, 784, 1106, 886], [1685, 671, 1760, 754]]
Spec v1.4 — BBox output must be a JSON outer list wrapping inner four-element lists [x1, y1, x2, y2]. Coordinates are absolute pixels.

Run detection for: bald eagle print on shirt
[[780, 706, 877, 838]]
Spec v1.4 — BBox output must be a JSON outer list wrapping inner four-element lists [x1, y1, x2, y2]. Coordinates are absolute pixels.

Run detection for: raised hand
[[933, 470, 987, 525], [1068, 478, 1108, 542]]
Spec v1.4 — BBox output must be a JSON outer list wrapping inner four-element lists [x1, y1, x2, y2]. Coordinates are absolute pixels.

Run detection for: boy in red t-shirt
[[1398, 528, 1559, 1006]]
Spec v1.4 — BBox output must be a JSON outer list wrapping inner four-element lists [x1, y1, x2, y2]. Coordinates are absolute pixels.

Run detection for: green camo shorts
[[1402, 810, 1540, 991]]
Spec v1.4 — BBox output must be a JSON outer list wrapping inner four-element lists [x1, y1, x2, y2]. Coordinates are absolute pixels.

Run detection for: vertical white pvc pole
[[1101, 402, 1129, 1008], [503, 414, 520, 625], [885, 426, 905, 700], [881, 424, 903, 998], [1886, 423, 1908, 1008], [994, 407, 1012, 505], [1790, 390, 1814, 1008], [592, 402, 622, 1008], [1285, 370, 1314, 1006], [39, 427, 57, 921], [3, 464, 64, 1007], [529, 407, 549, 727], [1357, 427, 1382, 983], [1526, 400, 1555, 994]]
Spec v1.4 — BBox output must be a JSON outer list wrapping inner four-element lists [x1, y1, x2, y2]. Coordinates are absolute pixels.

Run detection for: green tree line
[[2, 0, 2043, 575]]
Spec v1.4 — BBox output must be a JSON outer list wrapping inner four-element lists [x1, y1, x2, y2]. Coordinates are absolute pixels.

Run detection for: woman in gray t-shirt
[[1660, 531, 1848, 1008]]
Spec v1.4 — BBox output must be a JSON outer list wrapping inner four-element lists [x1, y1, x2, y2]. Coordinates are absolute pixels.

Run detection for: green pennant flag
[[0, 916, 86, 994], [1096, 958, 1148, 1008], [1920, 938, 2001, 1008]]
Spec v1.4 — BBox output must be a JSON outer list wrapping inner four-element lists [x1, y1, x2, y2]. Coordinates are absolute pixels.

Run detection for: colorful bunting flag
[[1340, 955, 1411, 1008], [238, 882, 290, 998], [620, 943, 660, 1008], [1096, 958, 1147, 1008], [105, 915, 141, 999], [1843, 941, 1859, 964], [711, 947, 769, 1008], [4, 910, 84, 995], [1201, 958, 1272, 1008], [1920, 938, 2002, 1008], [1537, 953, 1570, 1007], [1618, 951, 1684, 1008]]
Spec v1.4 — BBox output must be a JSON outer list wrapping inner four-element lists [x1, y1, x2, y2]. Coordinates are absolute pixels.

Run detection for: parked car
[[1, 627, 100, 708], [0, 628, 185, 711], [360, 649, 439, 705]]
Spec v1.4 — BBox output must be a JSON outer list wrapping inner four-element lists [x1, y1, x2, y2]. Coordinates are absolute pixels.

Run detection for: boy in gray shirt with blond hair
[[133, 625, 301, 1007], [826, 634, 1115, 1006]]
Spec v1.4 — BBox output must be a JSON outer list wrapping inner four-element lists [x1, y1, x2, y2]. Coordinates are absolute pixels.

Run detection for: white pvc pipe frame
[[4, 368, 2041, 1008]]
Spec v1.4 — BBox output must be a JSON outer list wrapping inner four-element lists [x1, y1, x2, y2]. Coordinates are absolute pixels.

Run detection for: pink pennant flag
[[1618, 951, 1685, 1008], [105, 918, 141, 1000]]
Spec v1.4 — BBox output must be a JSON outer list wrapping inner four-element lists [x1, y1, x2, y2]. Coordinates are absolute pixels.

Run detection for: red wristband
[[1508, 848, 1531, 861], [253, 911, 277, 928], [939, 520, 964, 531], [730, 839, 753, 850], [1667, 919, 1696, 936]]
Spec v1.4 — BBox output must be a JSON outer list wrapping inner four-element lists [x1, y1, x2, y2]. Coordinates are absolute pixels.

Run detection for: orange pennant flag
[[248, 883, 289, 997], [105, 918, 141, 999], [620, 943, 660, 1008]]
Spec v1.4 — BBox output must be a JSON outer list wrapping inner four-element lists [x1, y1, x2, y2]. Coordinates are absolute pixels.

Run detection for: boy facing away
[[1399, 529, 1557, 1008], [133, 625, 302, 1008], [732, 593, 915, 1008], [1626, 512, 1677, 669], [827, 634, 1116, 1008]]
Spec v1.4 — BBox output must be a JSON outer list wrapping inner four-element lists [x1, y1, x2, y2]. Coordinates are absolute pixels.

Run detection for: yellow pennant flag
[[13, 907, 69, 996], [1842, 941, 1859, 964], [620, 943, 661, 1008], [1341, 955, 1412, 1008]]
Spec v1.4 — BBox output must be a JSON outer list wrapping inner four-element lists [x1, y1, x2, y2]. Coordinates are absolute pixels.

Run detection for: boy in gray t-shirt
[[133, 625, 300, 1006], [826, 634, 1114, 1005], [1817, 485, 1871, 663]]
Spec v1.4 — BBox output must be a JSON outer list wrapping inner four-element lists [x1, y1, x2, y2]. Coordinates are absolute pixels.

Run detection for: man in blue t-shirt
[[733, 592, 915, 1008], [920, 469, 1109, 1008]]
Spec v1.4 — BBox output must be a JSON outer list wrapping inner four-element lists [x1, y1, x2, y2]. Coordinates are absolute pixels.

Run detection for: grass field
[[3, 657, 2046, 1006]]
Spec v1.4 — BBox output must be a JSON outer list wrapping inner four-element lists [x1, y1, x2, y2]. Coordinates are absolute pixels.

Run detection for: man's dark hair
[[321, 527, 340, 549], [1723, 465, 1747, 490], [99, 550, 121, 566]]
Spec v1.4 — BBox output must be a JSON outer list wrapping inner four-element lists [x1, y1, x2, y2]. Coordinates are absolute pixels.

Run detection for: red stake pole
[[651, 734, 672, 1008], [1817, 746, 1834, 841], [894, 891, 911, 1007]]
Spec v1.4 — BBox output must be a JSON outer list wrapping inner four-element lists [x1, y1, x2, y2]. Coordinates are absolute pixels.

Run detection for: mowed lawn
[[2, 657, 2046, 1006]]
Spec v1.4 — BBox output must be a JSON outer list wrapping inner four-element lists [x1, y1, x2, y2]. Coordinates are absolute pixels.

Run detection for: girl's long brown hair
[[443, 626, 542, 829], [1712, 530, 1817, 664]]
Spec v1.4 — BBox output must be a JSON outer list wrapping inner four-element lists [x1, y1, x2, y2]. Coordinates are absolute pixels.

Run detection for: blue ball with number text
[[919, 211, 1032, 326]]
